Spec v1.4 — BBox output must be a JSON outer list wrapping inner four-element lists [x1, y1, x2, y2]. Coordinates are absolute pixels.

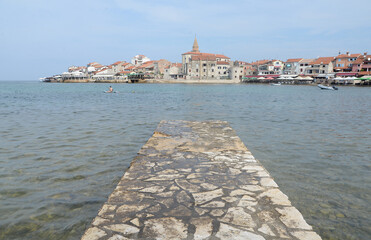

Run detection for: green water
[[0, 82, 370, 239]]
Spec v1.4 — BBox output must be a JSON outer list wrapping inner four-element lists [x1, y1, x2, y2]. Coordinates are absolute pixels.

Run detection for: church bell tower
[[192, 36, 200, 53]]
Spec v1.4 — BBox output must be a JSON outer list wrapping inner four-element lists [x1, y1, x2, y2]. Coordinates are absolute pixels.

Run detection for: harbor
[[82, 120, 321, 240]]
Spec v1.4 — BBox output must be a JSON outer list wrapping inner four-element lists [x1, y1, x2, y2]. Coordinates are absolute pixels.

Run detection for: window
[[196, 69, 198, 72], [203, 64, 207, 67], [338, 59, 341, 62], [218, 66, 221, 69], [203, 69, 206, 72], [189, 69, 191, 72], [212, 69, 214, 72]]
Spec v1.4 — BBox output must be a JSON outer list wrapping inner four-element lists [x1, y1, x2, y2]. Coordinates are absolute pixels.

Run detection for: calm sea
[[0, 81, 370, 240]]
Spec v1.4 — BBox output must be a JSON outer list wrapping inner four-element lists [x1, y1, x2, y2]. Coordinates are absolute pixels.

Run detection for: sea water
[[0, 81, 370, 239]]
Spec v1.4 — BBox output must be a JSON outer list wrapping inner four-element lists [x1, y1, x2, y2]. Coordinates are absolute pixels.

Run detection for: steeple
[[192, 35, 200, 53]]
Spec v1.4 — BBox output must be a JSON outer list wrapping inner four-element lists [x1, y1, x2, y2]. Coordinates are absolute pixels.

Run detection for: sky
[[0, 0, 370, 80]]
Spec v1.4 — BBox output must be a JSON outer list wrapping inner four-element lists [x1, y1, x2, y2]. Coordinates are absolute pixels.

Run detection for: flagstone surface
[[82, 120, 321, 240]]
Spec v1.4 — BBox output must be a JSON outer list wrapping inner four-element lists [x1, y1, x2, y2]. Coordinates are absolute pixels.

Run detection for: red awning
[[336, 72, 357, 76]]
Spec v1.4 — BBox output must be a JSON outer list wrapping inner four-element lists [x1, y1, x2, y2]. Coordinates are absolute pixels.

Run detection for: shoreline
[[41, 78, 371, 86]]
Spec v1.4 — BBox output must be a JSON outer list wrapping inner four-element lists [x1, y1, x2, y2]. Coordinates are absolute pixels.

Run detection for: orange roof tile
[[251, 60, 270, 65], [286, 58, 303, 63], [118, 71, 131, 74], [215, 54, 230, 59], [183, 52, 230, 59], [171, 63, 182, 68], [112, 61, 123, 66], [310, 57, 334, 65], [336, 53, 361, 59]]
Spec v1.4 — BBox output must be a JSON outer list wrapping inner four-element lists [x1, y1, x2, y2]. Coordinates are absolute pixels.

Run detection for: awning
[[317, 73, 335, 78], [279, 75, 298, 78], [336, 72, 357, 76]]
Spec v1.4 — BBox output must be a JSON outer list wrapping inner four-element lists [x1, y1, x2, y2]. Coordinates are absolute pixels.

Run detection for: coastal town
[[42, 37, 371, 85]]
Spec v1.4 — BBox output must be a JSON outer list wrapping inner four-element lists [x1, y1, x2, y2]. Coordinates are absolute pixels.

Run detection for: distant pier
[[82, 120, 321, 240]]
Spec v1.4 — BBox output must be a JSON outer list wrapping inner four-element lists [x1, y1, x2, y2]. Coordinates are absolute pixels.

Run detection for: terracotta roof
[[93, 68, 110, 74], [217, 61, 230, 65], [112, 61, 123, 66], [118, 71, 131, 74], [353, 55, 371, 64], [215, 54, 230, 59], [310, 57, 334, 65], [336, 53, 361, 59], [171, 63, 182, 68], [286, 58, 303, 63], [299, 59, 315, 63], [125, 66, 135, 70], [251, 60, 270, 65], [183, 51, 202, 55], [183, 52, 230, 59], [137, 61, 155, 69]]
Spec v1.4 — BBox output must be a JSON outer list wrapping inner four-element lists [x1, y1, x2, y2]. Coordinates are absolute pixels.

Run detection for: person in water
[[107, 86, 113, 93]]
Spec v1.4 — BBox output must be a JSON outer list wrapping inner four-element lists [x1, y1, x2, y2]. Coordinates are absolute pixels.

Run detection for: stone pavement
[[82, 120, 321, 240]]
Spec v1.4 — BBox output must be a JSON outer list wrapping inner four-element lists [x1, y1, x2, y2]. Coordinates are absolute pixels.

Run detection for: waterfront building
[[131, 55, 151, 66], [92, 66, 115, 80], [136, 61, 155, 74], [306, 57, 335, 76], [164, 63, 183, 79], [283, 58, 303, 75], [333, 52, 361, 73], [298, 59, 315, 75], [87, 62, 105, 73], [254, 60, 283, 75], [111, 61, 131, 74], [230, 61, 245, 81], [153, 59, 172, 76], [244, 65, 257, 76], [352, 53, 371, 76], [251, 60, 269, 75], [182, 37, 231, 79]]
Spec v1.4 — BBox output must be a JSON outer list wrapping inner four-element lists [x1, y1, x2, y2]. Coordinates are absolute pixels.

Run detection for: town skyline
[[1, 0, 370, 81]]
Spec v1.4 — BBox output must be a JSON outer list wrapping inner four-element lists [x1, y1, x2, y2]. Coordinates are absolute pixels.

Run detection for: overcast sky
[[0, 0, 370, 80]]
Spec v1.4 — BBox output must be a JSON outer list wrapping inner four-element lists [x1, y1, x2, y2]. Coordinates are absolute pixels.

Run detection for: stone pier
[[82, 120, 321, 240]]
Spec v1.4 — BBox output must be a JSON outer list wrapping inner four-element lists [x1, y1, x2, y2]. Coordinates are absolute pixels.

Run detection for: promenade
[[82, 120, 321, 240]]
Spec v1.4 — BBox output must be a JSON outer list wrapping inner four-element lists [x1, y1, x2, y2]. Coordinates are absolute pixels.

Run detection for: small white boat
[[318, 84, 338, 90], [271, 83, 281, 86]]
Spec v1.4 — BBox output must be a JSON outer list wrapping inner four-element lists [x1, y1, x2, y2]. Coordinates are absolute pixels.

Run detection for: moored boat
[[318, 84, 338, 90]]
